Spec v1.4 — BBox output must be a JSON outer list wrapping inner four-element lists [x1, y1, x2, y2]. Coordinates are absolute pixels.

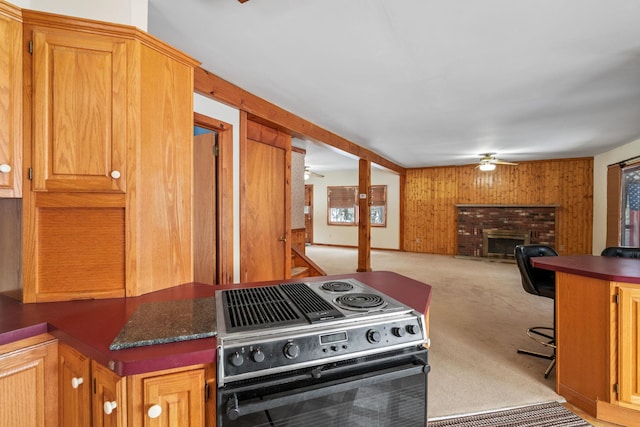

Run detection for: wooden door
[[0, 5, 21, 198], [618, 285, 640, 407], [59, 344, 91, 427], [0, 334, 58, 427], [93, 361, 127, 427], [305, 185, 313, 244], [193, 132, 217, 285], [134, 369, 204, 427], [241, 117, 291, 282], [30, 27, 127, 193]]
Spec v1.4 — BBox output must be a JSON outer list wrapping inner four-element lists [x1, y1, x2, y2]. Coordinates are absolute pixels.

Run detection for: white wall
[[308, 168, 400, 250], [193, 93, 241, 282], [14, 0, 148, 30], [593, 137, 640, 254]]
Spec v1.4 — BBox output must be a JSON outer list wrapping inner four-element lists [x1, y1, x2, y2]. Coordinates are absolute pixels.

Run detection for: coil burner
[[334, 293, 388, 312], [320, 281, 355, 292]]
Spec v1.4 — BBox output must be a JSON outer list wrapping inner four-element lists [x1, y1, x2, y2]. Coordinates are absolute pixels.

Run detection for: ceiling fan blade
[[493, 160, 518, 166]]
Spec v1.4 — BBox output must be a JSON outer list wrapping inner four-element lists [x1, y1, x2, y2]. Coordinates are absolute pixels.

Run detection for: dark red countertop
[[532, 255, 640, 284], [0, 271, 432, 376]]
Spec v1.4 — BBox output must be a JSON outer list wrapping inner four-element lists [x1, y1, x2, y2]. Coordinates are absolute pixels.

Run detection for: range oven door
[[217, 347, 429, 427]]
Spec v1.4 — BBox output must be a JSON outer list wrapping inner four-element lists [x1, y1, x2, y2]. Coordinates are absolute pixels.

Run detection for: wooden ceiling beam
[[194, 66, 406, 175]]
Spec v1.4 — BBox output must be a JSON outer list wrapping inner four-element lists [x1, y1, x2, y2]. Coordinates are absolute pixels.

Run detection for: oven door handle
[[226, 361, 429, 421]]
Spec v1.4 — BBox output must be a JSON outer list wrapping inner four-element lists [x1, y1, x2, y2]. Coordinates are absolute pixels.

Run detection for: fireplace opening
[[483, 229, 531, 258]]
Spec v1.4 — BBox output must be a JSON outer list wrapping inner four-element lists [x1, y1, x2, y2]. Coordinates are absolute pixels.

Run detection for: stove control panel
[[220, 316, 426, 380]]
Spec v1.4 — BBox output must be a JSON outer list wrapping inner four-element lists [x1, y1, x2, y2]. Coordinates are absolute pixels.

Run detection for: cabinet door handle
[[147, 404, 162, 419], [110, 170, 121, 179], [278, 236, 287, 242], [0, 164, 11, 173], [71, 376, 84, 389], [103, 401, 117, 415]]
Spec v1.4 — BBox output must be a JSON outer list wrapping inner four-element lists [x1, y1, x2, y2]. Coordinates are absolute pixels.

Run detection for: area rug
[[428, 402, 592, 427]]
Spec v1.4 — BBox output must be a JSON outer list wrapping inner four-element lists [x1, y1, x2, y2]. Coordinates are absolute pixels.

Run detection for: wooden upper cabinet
[[30, 27, 127, 193], [0, 3, 22, 197], [18, 10, 198, 302]]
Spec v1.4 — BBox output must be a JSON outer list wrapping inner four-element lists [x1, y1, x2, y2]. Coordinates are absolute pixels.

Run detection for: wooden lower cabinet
[[608, 285, 640, 418], [128, 367, 206, 427], [59, 343, 92, 426], [0, 334, 58, 427], [556, 273, 640, 425], [58, 346, 215, 427], [93, 360, 128, 427]]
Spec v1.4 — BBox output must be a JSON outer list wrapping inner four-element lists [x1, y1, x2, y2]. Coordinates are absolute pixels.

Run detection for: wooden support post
[[357, 159, 371, 272]]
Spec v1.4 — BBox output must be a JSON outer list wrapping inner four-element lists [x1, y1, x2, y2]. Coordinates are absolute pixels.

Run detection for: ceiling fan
[[304, 166, 325, 180], [476, 153, 518, 171]]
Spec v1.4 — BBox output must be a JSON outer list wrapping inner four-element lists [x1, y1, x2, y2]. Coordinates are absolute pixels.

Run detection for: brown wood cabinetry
[[58, 347, 214, 427], [555, 272, 640, 426], [0, 1, 21, 198], [93, 360, 128, 427], [59, 343, 92, 426], [18, 11, 198, 302], [0, 334, 58, 427], [128, 367, 207, 427], [615, 285, 640, 410], [30, 28, 127, 193]]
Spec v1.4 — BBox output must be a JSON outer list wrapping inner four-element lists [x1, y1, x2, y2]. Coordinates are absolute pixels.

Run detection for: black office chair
[[600, 246, 640, 258], [514, 244, 558, 378]]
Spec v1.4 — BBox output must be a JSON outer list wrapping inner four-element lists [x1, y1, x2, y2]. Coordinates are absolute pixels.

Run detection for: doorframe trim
[[194, 112, 234, 284]]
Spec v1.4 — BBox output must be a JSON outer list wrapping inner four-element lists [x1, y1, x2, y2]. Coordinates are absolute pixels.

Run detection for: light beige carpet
[[305, 245, 563, 419]]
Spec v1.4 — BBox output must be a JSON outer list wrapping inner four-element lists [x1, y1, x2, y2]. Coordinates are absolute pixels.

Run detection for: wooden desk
[[533, 255, 640, 426]]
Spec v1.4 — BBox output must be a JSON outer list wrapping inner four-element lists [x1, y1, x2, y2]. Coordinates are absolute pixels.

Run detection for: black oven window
[[221, 372, 427, 427]]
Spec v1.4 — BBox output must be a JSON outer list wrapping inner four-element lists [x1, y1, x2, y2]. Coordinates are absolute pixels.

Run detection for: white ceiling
[[148, 0, 640, 171]]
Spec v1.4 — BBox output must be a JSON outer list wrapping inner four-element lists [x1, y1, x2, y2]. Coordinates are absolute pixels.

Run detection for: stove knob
[[283, 342, 300, 359], [392, 327, 406, 338], [406, 324, 419, 335], [229, 352, 244, 367], [367, 329, 381, 344], [251, 349, 265, 363]]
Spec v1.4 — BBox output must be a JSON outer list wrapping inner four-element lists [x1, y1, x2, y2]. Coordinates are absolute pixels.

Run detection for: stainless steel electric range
[[215, 278, 430, 427]]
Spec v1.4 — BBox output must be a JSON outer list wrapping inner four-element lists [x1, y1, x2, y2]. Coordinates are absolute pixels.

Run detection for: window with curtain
[[327, 185, 387, 227], [327, 186, 357, 225], [621, 163, 640, 246], [369, 185, 387, 226]]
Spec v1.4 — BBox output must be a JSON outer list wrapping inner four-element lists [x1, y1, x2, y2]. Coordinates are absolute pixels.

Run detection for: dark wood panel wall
[[403, 158, 593, 256]]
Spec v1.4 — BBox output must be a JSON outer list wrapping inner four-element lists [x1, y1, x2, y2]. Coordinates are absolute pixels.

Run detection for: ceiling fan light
[[304, 171, 310, 180], [479, 162, 496, 171]]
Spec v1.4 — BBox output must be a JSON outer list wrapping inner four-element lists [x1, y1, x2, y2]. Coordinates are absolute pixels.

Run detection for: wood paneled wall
[[403, 158, 593, 256]]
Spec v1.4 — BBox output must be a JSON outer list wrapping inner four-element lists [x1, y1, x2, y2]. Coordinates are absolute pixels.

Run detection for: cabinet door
[[0, 6, 21, 198], [30, 28, 126, 193], [618, 286, 640, 407], [133, 369, 204, 427], [0, 334, 58, 427], [59, 343, 91, 427], [93, 360, 127, 427]]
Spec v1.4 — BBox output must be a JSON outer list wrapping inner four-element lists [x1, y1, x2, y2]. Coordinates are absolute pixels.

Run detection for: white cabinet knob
[[110, 170, 121, 179], [0, 164, 11, 173], [103, 401, 117, 415], [71, 377, 84, 389], [147, 404, 162, 419]]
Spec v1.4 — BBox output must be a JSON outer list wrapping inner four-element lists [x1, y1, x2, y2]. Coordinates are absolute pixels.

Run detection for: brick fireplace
[[456, 205, 557, 259]]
